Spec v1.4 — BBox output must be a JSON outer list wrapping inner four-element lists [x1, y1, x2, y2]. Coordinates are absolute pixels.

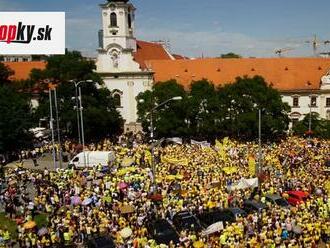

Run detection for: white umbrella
[[119, 227, 133, 239], [202, 221, 224, 236], [82, 198, 93, 206]]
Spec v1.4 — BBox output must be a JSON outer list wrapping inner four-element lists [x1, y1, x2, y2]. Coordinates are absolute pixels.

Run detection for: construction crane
[[275, 47, 294, 57], [305, 35, 330, 57]]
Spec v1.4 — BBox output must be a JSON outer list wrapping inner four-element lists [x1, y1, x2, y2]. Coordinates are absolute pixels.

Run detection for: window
[[113, 94, 121, 107], [110, 12, 117, 27], [326, 98, 330, 107], [128, 13, 132, 28], [327, 111, 330, 120], [310, 96, 317, 107], [292, 97, 299, 107]]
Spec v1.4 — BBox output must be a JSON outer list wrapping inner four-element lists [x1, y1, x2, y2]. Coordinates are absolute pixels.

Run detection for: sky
[[1, 0, 330, 58]]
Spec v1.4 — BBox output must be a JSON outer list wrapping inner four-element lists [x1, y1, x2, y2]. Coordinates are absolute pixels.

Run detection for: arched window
[[110, 12, 117, 27], [112, 89, 123, 107], [113, 94, 121, 107], [128, 13, 132, 28]]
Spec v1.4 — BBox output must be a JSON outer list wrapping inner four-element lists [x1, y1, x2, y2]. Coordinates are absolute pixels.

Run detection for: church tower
[[97, 0, 140, 72], [96, 0, 154, 132]]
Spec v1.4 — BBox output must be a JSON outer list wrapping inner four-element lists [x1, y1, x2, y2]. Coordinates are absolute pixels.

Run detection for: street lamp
[[253, 104, 262, 186], [70, 80, 93, 144], [139, 96, 183, 192], [308, 100, 312, 139]]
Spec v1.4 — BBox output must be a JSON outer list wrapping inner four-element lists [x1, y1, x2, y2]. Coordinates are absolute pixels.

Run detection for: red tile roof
[[133, 40, 173, 69], [4, 61, 46, 81], [146, 58, 330, 91]]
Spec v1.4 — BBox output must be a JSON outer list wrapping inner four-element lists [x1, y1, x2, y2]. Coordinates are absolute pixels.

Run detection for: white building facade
[[96, 0, 153, 132], [281, 72, 330, 126]]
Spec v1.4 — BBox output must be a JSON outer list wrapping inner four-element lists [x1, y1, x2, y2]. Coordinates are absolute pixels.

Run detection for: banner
[[228, 177, 258, 191], [166, 137, 182, 145], [202, 221, 224, 236], [191, 140, 211, 148], [161, 156, 188, 166]]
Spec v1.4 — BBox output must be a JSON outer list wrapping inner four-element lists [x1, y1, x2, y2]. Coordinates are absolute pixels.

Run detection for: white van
[[69, 151, 115, 169]]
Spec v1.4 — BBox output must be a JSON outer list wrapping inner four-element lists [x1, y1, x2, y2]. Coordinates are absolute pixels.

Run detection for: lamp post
[[48, 89, 56, 170], [258, 108, 262, 181], [70, 80, 93, 144], [253, 104, 262, 187], [307, 82, 313, 139], [139, 96, 183, 192], [78, 87, 86, 167], [53, 88, 63, 169], [308, 101, 312, 139]]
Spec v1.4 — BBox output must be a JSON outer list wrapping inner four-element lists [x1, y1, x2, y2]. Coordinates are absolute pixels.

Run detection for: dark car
[[265, 194, 290, 208], [243, 200, 267, 213], [87, 236, 116, 248], [147, 219, 180, 245], [198, 208, 247, 228], [173, 211, 203, 232]]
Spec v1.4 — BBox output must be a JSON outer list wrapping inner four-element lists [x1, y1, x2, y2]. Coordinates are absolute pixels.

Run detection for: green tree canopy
[[293, 113, 330, 139], [0, 84, 33, 153], [33, 50, 123, 142], [217, 76, 290, 140], [220, 52, 242, 59], [137, 80, 187, 138], [137, 76, 290, 141]]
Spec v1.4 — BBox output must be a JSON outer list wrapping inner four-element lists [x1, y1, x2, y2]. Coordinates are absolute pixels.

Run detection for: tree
[[0, 62, 14, 86], [293, 113, 330, 139], [137, 76, 290, 142], [0, 84, 33, 154], [30, 50, 102, 84], [217, 76, 290, 141], [137, 80, 187, 139], [220, 52, 242, 59], [184, 79, 222, 140], [34, 50, 123, 142]]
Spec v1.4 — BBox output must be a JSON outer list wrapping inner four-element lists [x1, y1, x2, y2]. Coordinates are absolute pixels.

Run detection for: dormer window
[[110, 12, 117, 27]]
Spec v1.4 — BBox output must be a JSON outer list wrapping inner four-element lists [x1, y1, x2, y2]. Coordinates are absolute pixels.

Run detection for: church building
[[96, 0, 179, 132]]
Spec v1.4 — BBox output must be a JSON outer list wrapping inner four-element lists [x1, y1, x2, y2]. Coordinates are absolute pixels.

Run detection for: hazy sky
[[1, 0, 330, 58]]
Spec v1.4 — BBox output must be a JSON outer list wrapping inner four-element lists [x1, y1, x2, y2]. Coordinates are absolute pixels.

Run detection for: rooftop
[[146, 58, 330, 91], [133, 40, 174, 70], [4, 61, 46, 81]]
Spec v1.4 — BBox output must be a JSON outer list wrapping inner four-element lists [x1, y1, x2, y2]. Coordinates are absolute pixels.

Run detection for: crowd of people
[[0, 137, 329, 247]]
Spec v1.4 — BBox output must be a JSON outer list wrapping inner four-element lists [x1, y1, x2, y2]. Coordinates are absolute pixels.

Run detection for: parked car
[[285, 191, 309, 206], [173, 211, 203, 232], [265, 194, 290, 208], [198, 208, 247, 228], [147, 219, 179, 245], [243, 200, 267, 213]]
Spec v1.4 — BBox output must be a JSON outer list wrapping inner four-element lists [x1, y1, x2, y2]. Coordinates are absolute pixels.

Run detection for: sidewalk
[[6, 153, 68, 171]]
